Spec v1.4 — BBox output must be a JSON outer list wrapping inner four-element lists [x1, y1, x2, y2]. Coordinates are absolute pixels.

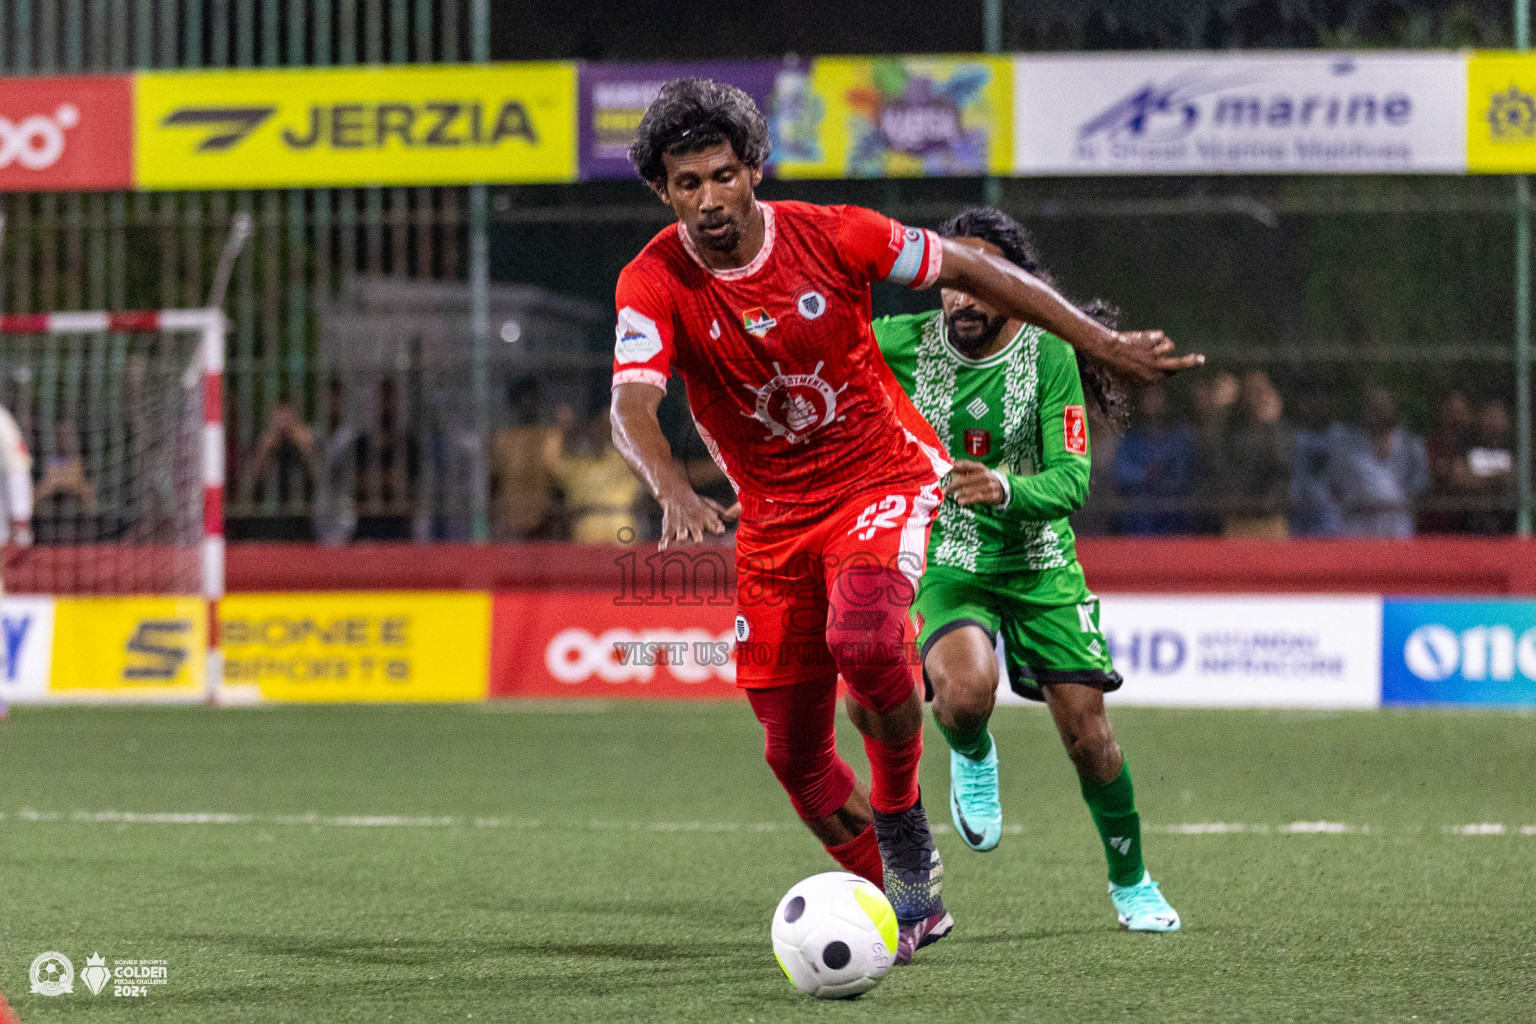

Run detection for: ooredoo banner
[[0, 75, 132, 191], [1013, 51, 1466, 175], [490, 591, 738, 699], [134, 63, 578, 189], [992, 594, 1382, 708]]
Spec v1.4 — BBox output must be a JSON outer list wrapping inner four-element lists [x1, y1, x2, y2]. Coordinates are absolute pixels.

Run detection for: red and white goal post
[[0, 309, 225, 703]]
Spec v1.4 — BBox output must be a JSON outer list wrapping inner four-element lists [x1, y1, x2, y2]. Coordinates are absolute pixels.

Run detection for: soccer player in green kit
[[874, 207, 1181, 932]]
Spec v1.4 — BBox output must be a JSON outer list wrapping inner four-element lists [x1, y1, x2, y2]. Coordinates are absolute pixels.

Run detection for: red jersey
[[612, 200, 948, 508]]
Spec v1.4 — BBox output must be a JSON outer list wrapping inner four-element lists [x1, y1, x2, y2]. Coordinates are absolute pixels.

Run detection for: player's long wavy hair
[[937, 207, 1132, 432], [629, 78, 772, 187]]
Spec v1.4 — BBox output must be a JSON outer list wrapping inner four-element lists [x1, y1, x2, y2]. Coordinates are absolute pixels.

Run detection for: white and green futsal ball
[[770, 871, 897, 999]]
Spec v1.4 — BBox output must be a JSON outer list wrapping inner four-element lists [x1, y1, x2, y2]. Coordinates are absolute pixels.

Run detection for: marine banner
[[134, 63, 578, 189], [218, 591, 491, 702], [776, 55, 1013, 179], [1467, 52, 1536, 172], [1013, 51, 1466, 175]]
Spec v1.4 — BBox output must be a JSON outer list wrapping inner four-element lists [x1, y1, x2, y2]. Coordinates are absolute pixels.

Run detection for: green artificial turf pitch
[[0, 702, 1532, 1022]]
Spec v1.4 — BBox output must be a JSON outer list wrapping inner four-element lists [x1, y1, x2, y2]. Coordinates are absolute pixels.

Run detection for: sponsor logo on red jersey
[[964, 428, 991, 457], [741, 307, 777, 338], [1064, 405, 1088, 455]]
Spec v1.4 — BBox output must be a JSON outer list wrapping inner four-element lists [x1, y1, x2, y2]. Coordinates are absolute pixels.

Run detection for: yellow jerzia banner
[[218, 591, 490, 703], [1468, 52, 1536, 173], [135, 63, 577, 189]]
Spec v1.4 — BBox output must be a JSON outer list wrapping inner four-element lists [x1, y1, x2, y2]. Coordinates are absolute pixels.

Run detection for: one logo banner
[[218, 591, 490, 702], [777, 55, 1013, 179], [0, 75, 132, 191], [1382, 598, 1536, 705], [135, 63, 577, 189], [1013, 51, 1466, 175], [579, 60, 785, 180], [1468, 51, 1536, 172], [992, 594, 1382, 708]]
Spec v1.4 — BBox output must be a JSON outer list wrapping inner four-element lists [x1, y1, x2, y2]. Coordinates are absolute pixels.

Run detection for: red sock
[[826, 824, 884, 888], [863, 732, 922, 815]]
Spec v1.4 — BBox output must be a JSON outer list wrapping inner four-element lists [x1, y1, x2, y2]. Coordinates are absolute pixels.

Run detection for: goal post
[[0, 308, 225, 702]]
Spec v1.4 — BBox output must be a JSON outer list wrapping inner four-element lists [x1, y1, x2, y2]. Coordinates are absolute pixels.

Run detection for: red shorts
[[733, 478, 942, 698]]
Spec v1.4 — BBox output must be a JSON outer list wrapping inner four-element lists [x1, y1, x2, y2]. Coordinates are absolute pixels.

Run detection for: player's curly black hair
[[938, 206, 1131, 432], [629, 78, 772, 187]]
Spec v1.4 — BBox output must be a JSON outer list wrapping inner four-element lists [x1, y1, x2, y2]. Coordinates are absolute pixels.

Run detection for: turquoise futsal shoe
[[948, 737, 1002, 852], [1109, 871, 1181, 932]]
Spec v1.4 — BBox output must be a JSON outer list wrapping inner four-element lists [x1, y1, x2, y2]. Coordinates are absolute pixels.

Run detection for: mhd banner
[[1012, 51, 1466, 175]]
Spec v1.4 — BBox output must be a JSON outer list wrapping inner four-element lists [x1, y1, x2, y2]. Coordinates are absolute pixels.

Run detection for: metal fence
[[0, 1, 1530, 543]]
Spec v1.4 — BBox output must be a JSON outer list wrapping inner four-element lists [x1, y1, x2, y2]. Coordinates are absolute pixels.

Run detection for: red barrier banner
[[0, 76, 132, 191], [490, 591, 740, 699]]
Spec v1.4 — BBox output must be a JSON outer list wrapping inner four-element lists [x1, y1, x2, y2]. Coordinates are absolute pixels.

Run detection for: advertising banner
[[579, 61, 784, 180], [490, 591, 738, 699], [134, 63, 577, 189], [1467, 52, 1536, 172], [1381, 599, 1536, 705], [0, 75, 132, 191], [991, 594, 1381, 708], [777, 55, 1012, 179], [1013, 51, 1466, 175], [0, 596, 54, 701], [219, 592, 490, 702], [49, 596, 207, 700]]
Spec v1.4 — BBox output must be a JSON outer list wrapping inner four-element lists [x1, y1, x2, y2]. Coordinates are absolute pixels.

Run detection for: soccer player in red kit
[[610, 79, 1200, 962]]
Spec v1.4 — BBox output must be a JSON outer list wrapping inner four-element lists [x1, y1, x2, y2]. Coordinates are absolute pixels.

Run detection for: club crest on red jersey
[[1064, 405, 1087, 455], [964, 429, 991, 457], [741, 307, 778, 339], [741, 360, 849, 444]]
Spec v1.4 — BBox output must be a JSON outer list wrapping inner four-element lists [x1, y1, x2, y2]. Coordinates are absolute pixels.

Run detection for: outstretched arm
[[610, 382, 737, 550], [935, 240, 1204, 385]]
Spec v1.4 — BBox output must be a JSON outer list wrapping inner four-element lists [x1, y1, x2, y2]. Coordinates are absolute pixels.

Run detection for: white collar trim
[[678, 202, 775, 281]]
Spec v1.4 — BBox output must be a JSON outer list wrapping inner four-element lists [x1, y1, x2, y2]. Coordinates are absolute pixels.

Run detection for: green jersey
[[874, 310, 1091, 604]]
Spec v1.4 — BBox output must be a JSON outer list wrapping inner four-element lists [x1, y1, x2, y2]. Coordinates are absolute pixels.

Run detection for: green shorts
[[913, 565, 1123, 702]]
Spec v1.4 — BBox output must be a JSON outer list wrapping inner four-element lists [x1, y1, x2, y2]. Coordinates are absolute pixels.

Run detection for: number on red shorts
[[851, 494, 908, 540]]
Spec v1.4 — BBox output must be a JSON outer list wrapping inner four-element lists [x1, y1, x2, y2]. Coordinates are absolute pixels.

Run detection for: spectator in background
[[489, 379, 559, 540], [1328, 386, 1429, 538], [546, 405, 642, 544], [1289, 386, 1343, 537], [1113, 382, 1198, 535], [1419, 390, 1472, 534], [34, 417, 98, 543], [1455, 399, 1516, 535], [353, 378, 418, 542], [1216, 371, 1292, 539], [314, 377, 358, 546], [238, 401, 317, 542], [1190, 370, 1240, 533], [0, 402, 32, 550]]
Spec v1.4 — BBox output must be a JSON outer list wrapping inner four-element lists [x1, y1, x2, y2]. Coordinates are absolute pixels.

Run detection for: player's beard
[[945, 309, 1007, 359], [695, 214, 743, 254]]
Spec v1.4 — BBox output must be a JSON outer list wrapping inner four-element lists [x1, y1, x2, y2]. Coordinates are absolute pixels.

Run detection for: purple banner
[[579, 61, 784, 180]]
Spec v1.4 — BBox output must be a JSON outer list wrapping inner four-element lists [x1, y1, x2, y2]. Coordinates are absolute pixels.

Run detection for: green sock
[[934, 712, 992, 761], [1080, 760, 1145, 887]]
